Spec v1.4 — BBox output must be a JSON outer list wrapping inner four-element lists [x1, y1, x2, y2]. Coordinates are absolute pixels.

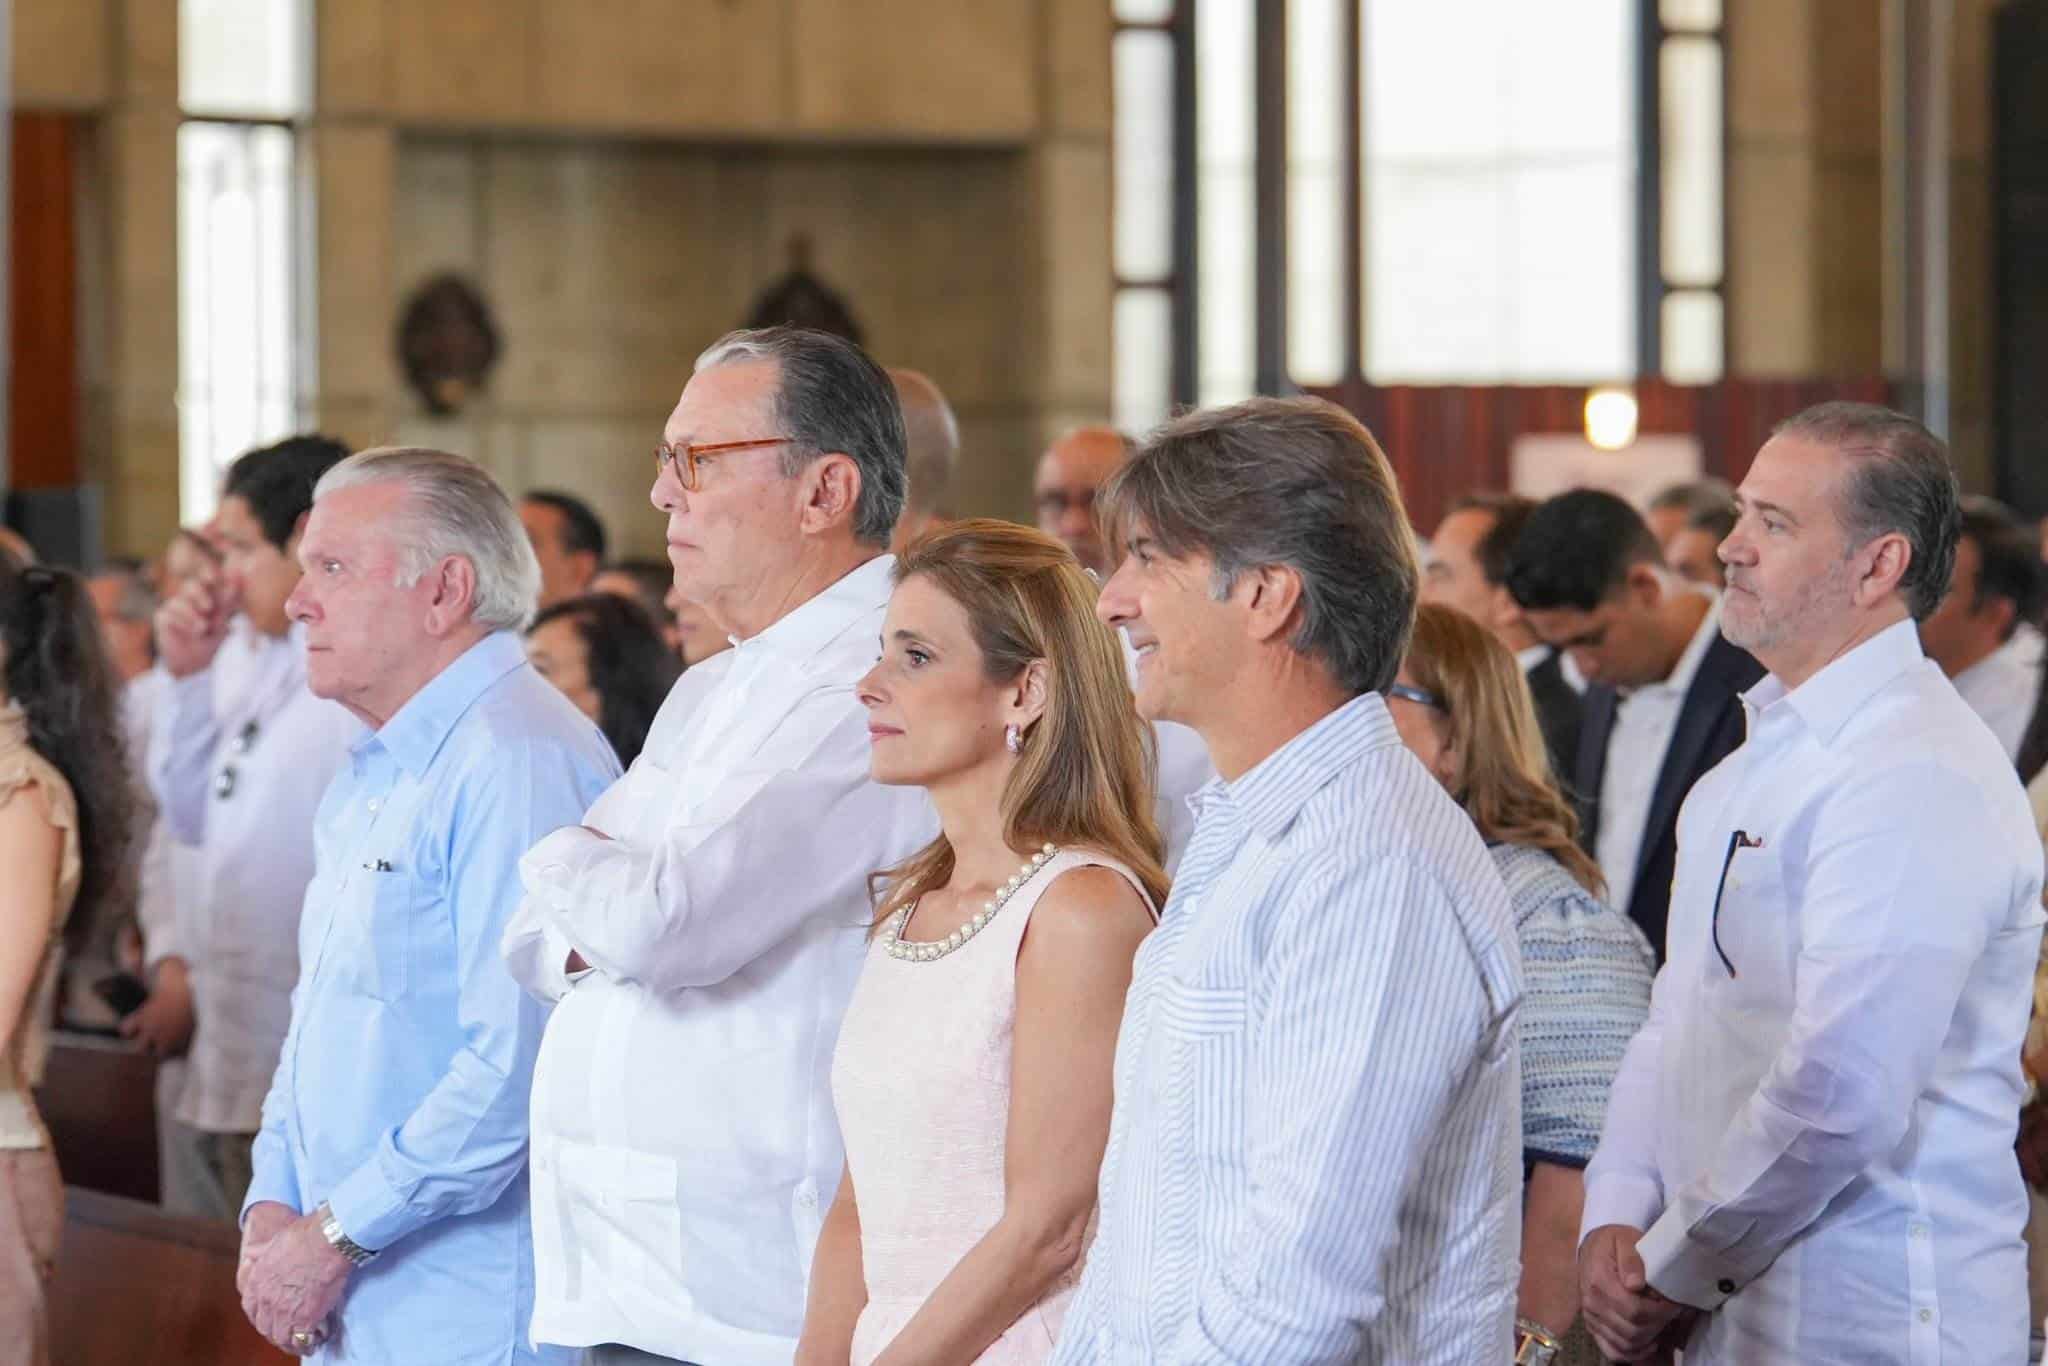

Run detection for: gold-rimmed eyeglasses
[[654, 437, 792, 491]]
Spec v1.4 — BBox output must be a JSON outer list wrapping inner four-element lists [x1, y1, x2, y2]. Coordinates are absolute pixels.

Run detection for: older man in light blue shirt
[[236, 447, 619, 1364], [1058, 398, 1523, 1365]]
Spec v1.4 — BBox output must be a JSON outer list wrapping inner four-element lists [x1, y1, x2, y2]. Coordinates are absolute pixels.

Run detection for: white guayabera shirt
[[1584, 619, 2045, 1364], [504, 555, 935, 1366]]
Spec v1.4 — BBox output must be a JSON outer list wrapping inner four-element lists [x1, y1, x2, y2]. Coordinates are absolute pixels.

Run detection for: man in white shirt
[[1580, 401, 2045, 1364], [1917, 494, 2044, 760], [503, 327, 936, 1366], [1506, 490, 1763, 959], [149, 437, 363, 1221], [1422, 492, 1583, 780]]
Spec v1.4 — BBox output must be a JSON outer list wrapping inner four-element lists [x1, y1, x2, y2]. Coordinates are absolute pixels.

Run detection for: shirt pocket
[[1153, 978, 1249, 1165], [343, 868, 416, 1004], [538, 1140, 683, 1305], [1704, 846, 1794, 1007]]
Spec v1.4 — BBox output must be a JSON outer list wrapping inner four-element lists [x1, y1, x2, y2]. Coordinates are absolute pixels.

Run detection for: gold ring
[[291, 1330, 314, 1347]]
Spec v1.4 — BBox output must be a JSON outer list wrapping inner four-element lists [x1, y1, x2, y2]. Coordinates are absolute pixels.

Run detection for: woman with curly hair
[[0, 550, 134, 1364]]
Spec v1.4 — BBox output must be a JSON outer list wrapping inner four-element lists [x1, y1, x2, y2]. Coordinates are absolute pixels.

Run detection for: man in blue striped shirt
[[1053, 397, 1525, 1364]]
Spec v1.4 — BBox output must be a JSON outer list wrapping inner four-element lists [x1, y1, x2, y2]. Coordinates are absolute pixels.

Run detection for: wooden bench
[[34, 1029, 162, 1204], [51, 1187, 287, 1364]]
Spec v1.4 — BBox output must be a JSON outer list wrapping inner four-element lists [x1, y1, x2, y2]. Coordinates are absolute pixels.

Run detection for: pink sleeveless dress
[[829, 849, 1155, 1365]]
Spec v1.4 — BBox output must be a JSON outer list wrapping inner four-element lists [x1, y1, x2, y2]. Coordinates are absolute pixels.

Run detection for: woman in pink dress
[[797, 520, 1168, 1366]]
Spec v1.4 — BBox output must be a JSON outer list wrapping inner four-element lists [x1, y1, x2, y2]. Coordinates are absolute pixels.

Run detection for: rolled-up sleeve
[[325, 741, 609, 1251]]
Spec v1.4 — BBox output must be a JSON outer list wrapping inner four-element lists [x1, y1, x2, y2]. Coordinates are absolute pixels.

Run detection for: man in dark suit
[[1504, 489, 1763, 959], [1423, 493, 1584, 784]]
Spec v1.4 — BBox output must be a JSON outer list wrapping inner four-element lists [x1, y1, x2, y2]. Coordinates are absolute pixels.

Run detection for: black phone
[[93, 971, 150, 1018]]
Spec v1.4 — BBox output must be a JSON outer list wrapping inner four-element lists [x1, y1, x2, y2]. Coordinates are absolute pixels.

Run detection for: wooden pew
[[51, 1187, 287, 1365], [34, 1029, 162, 1204]]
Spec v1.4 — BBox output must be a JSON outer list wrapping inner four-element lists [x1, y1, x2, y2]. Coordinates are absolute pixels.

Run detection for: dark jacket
[[1575, 631, 1765, 960], [1525, 649, 1584, 798]]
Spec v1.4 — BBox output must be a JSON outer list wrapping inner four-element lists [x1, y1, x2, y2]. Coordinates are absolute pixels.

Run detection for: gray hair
[[92, 559, 159, 622], [1101, 396, 1420, 695], [694, 326, 907, 545], [1771, 401, 1960, 620], [313, 447, 543, 631]]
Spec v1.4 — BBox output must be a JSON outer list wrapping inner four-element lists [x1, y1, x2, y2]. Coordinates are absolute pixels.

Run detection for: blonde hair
[[1404, 603, 1605, 898], [872, 519, 1170, 920]]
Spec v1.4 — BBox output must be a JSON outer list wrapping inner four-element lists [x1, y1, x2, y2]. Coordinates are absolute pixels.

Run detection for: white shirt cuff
[[1637, 1204, 1743, 1310], [1579, 1172, 1665, 1248]]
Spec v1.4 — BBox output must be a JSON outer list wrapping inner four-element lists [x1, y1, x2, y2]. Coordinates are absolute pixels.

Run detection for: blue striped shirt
[[1054, 694, 1525, 1365]]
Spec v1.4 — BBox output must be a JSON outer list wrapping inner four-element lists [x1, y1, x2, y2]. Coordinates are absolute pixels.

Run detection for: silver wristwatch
[[316, 1201, 378, 1267], [1514, 1317, 1561, 1366]]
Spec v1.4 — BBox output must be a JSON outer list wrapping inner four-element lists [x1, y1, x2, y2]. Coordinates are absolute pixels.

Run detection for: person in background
[[590, 558, 682, 655], [1032, 428, 1128, 579], [1423, 493, 1583, 781], [799, 520, 1163, 1364], [1645, 478, 1736, 551], [1056, 397, 1523, 1364], [1030, 425, 1210, 871], [888, 367, 960, 551], [1579, 402, 2042, 1364], [236, 447, 617, 1363], [86, 559, 158, 685], [525, 594, 679, 768], [1505, 490, 1763, 960], [148, 436, 363, 1223], [0, 529, 35, 568], [1665, 501, 1738, 590], [1387, 602, 1654, 1366], [503, 326, 937, 1366], [521, 490, 608, 610], [665, 584, 730, 669], [1918, 495, 2045, 762], [0, 554, 134, 1364]]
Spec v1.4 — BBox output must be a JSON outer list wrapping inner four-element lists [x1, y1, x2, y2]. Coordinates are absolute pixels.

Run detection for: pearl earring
[[1005, 724, 1023, 755]]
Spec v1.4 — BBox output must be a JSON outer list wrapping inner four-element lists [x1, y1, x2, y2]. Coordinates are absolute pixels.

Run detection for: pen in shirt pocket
[[362, 858, 395, 873], [1709, 829, 1766, 978]]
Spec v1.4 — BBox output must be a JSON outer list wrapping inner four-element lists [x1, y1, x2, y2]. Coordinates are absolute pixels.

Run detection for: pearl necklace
[[883, 843, 1060, 962]]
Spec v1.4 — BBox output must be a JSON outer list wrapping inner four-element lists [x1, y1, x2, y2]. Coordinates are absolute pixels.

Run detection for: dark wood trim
[[1172, 0, 1200, 408], [1254, 0, 1289, 393], [1636, 0, 1664, 377], [8, 112, 80, 491], [1341, 0, 1363, 384]]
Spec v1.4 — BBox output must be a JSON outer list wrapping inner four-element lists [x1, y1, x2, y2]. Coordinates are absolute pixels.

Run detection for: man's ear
[[800, 454, 864, 536], [1239, 563, 1305, 645], [423, 554, 481, 636], [1853, 531, 1913, 611]]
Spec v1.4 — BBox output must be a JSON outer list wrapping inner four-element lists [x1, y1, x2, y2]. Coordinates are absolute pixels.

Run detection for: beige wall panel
[[1950, 0, 1994, 160], [119, 0, 178, 106], [1031, 141, 1112, 410], [318, 0, 393, 114], [759, 148, 1031, 408], [475, 141, 764, 413], [107, 422, 182, 556], [12, 0, 112, 108], [1948, 160, 1993, 451], [1813, 160, 1884, 372], [533, 0, 786, 134], [314, 124, 399, 403], [108, 111, 178, 421], [1727, 146, 1818, 374], [1727, 0, 1814, 142], [391, 0, 535, 124], [790, 0, 1037, 139], [1046, 0, 1112, 137], [1809, 0, 1881, 157], [394, 137, 485, 288], [311, 397, 396, 455]]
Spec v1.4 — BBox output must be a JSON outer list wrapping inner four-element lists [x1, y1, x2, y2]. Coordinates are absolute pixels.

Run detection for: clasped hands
[[238, 1201, 354, 1356], [1579, 1224, 1700, 1364]]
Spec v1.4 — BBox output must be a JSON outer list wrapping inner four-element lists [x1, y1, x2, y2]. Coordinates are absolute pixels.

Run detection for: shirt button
[[796, 1187, 817, 1210], [1717, 1279, 1736, 1295], [1910, 1222, 1928, 1238], [367, 798, 380, 813], [1918, 1308, 1933, 1323]]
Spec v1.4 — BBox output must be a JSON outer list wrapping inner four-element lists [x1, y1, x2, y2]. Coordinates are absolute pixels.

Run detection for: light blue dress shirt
[[243, 631, 620, 1365], [1054, 693, 1525, 1365]]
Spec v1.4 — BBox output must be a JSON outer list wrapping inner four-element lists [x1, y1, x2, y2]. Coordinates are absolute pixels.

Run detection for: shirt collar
[[1635, 593, 1722, 700], [728, 555, 895, 664], [1743, 616, 1925, 747], [366, 630, 528, 778], [1208, 692, 1404, 842], [1515, 643, 1551, 674]]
